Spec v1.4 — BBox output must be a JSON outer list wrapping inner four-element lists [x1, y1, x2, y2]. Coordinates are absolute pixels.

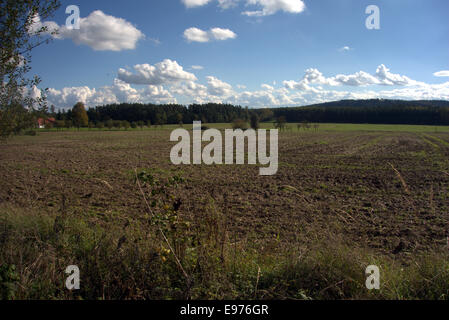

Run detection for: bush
[[24, 130, 37, 136], [137, 121, 145, 129], [122, 121, 131, 130], [105, 120, 114, 130], [232, 119, 248, 130], [112, 120, 121, 129]]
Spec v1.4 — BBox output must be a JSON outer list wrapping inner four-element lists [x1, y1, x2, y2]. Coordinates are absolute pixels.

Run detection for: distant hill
[[270, 99, 449, 125], [303, 99, 449, 109]]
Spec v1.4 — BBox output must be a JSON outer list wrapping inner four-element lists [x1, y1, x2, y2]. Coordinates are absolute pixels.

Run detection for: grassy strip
[[1, 202, 449, 300]]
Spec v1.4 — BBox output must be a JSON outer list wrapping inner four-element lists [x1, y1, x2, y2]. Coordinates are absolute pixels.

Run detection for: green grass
[[2, 203, 449, 300]]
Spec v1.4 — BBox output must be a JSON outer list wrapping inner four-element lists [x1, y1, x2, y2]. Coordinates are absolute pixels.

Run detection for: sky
[[28, 0, 449, 109]]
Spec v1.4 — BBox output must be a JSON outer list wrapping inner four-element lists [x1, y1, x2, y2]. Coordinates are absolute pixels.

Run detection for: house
[[37, 117, 56, 129]]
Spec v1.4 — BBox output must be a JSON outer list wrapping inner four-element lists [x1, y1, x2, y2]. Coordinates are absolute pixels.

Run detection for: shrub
[[250, 113, 260, 130], [112, 120, 121, 129], [137, 121, 145, 129], [105, 120, 114, 130], [122, 121, 131, 130], [24, 130, 36, 136], [232, 118, 248, 130]]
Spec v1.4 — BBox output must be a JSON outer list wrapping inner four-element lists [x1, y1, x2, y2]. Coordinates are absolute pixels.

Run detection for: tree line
[[48, 99, 449, 129], [271, 99, 449, 125], [52, 103, 261, 128]]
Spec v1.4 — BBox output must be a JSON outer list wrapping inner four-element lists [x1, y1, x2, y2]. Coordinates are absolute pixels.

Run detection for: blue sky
[[30, 0, 449, 109]]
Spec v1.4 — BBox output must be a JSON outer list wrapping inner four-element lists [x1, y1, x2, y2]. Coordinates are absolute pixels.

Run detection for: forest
[[49, 99, 449, 127]]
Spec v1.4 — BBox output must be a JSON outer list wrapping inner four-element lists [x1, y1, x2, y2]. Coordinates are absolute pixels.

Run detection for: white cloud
[[30, 11, 144, 51], [182, 0, 213, 8], [206, 76, 234, 96], [172, 81, 210, 103], [184, 27, 237, 42], [242, 0, 306, 16], [181, 0, 306, 17], [191, 65, 205, 70], [140, 85, 176, 104], [284, 65, 421, 90], [117, 59, 197, 85], [433, 71, 449, 77], [183, 27, 210, 42], [303, 68, 328, 84], [261, 83, 274, 91], [375, 64, 416, 86], [218, 0, 239, 9], [182, 0, 237, 9], [44, 63, 449, 110], [172, 76, 235, 103], [332, 71, 380, 86], [47, 79, 176, 108], [28, 14, 59, 35], [338, 46, 352, 52], [210, 28, 237, 41]]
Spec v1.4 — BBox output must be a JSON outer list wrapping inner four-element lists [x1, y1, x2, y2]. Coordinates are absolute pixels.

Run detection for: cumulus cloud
[[117, 59, 197, 85], [210, 28, 237, 40], [182, 0, 213, 8], [261, 84, 274, 91], [283, 65, 421, 90], [171, 76, 235, 103], [47, 79, 175, 108], [332, 71, 380, 86], [375, 64, 416, 86], [206, 76, 234, 96], [183, 27, 210, 42], [433, 71, 449, 77], [172, 81, 209, 103], [242, 0, 306, 16], [44, 62, 449, 110], [184, 27, 237, 42], [30, 10, 144, 51], [191, 65, 204, 70], [234, 90, 280, 106]]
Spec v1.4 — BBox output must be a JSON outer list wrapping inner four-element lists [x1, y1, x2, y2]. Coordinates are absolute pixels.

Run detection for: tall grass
[[1, 170, 449, 300]]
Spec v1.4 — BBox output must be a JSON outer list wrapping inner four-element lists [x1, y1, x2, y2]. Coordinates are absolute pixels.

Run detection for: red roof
[[37, 118, 56, 126]]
